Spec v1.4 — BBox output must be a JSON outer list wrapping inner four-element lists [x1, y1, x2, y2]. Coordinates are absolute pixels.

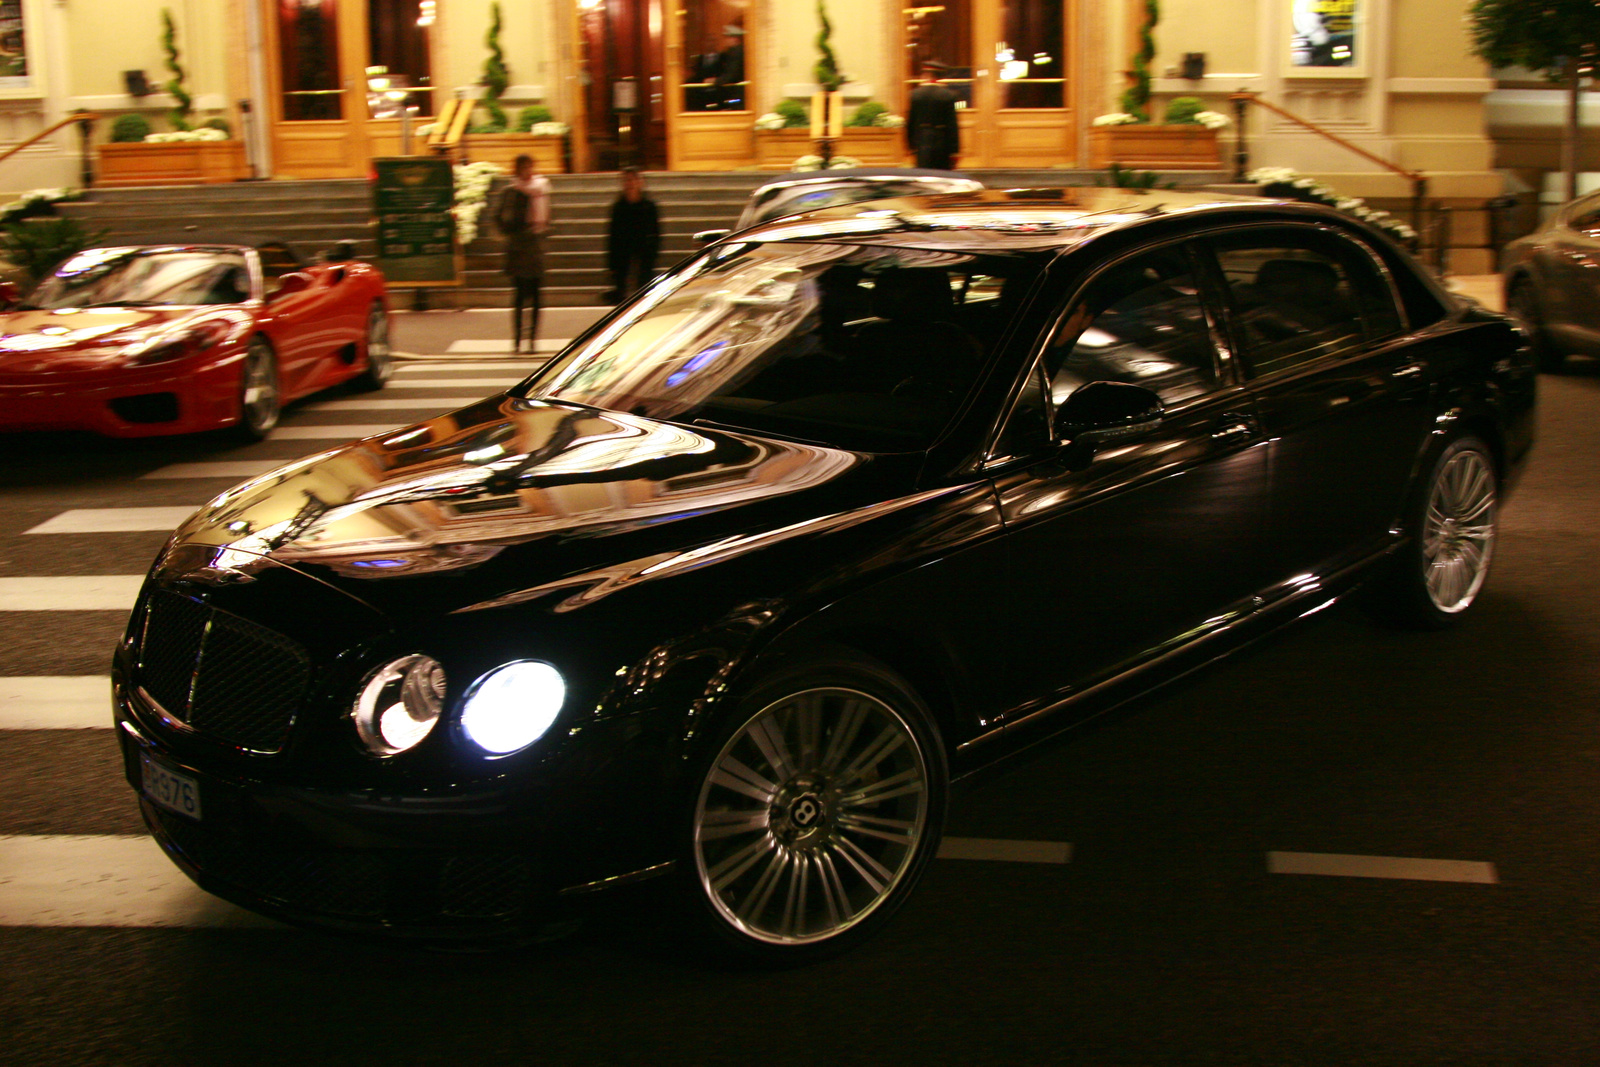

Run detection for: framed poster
[[1288, 0, 1360, 72], [372, 157, 459, 287]]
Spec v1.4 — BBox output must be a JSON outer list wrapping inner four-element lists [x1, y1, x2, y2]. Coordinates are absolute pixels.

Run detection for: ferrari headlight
[[460, 660, 565, 755], [353, 654, 447, 756]]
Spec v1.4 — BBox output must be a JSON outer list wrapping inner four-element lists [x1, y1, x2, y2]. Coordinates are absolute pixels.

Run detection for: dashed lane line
[[0, 677, 108, 729], [1268, 851, 1498, 884], [938, 837, 1072, 863], [304, 397, 483, 412], [24, 507, 197, 535], [0, 576, 144, 612]]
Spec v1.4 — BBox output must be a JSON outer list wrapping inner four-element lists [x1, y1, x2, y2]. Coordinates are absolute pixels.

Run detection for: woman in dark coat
[[494, 153, 550, 353], [604, 167, 660, 304]]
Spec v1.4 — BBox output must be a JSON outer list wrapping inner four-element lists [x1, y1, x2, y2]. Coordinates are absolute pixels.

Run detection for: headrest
[[1255, 258, 1339, 293], [870, 268, 954, 321]]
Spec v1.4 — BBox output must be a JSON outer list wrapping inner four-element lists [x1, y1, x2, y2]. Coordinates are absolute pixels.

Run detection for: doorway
[[577, 0, 667, 171]]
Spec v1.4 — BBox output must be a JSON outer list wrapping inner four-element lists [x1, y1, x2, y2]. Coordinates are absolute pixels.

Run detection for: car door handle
[[1392, 362, 1425, 379]]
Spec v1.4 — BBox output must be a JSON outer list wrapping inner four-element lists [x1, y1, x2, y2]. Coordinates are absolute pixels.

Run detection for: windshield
[[28, 248, 252, 309], [519, 240, 1043, 451]]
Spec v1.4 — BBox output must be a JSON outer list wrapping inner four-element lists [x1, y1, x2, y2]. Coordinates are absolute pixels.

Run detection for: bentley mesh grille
[[138, 589, 311, 753]]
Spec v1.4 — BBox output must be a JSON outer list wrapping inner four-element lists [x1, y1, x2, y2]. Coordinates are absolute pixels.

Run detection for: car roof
[[737, 185, 1348, 254]]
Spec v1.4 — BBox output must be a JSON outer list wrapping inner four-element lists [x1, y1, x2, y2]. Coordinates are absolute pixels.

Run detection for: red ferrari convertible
[[0, 240, 391, 439]]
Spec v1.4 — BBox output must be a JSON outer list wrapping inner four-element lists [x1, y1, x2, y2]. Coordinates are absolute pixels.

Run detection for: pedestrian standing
[[906, 60, 961, 170], [604, 167, 660, 304], [495, 153, 550, 353]]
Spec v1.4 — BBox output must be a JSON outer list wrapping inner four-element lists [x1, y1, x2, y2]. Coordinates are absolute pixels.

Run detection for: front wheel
[[1365, 434, 1498, 629], [351, 303, 392, 391], [232, 337, 281, 441], [683, 653, 947, 965], [1507, 280, 1566, 373]]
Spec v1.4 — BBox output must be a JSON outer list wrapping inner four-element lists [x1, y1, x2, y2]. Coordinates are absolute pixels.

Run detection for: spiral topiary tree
[[481, 2, 509, 132], [161, 8, 192, 131], [814, 0, 844, 92], [1118, 0, 1158, 122]]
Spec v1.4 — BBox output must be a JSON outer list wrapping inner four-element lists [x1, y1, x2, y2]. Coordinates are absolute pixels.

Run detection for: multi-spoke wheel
[[232, 336, 280, 441], [1366, 434, 1498, 629], [1507, 279, 1565, 373], [686, 656, 945, 962], [352, 303, 393, 391]]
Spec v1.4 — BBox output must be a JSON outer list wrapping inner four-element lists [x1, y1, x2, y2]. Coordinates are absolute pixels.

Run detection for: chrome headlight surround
[[460, 660, 566, 756], [352, 654, 447, 756]]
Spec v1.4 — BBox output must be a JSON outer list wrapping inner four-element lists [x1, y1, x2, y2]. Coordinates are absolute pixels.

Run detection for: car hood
[[158, 395, 898, 619], [0, 306, 246, 373]]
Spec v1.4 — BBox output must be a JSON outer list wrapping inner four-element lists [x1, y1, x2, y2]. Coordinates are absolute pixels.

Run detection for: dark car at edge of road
[[1502, 187, 1600, 374], [111, 187, 1536, 965]]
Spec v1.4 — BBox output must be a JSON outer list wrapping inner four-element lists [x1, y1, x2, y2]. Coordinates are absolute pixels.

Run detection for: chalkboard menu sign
[[372, 157, 458, 286]]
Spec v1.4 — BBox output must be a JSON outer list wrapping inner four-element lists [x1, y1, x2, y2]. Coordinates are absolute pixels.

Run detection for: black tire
[[677, 650, 947, 966], [1364, 433, 1498, 630], [231, 337, 281, 442], [351, 303, 392, 391], [1507, 279, 1566, 374]]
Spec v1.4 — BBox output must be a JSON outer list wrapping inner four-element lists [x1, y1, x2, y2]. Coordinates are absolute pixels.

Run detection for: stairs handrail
[[0, 111, 95, 170]]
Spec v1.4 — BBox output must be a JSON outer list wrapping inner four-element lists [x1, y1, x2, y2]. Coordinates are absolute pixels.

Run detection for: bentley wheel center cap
[[789, 793, 824, 829]]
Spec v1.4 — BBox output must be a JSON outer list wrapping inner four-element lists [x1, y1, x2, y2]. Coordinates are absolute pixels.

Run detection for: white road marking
[[0, 576, 144, 611], [0, 835, 280, 928], [395, 360, 545, 373], [1268, 851, 1498, 884], [271, 424, 397, 440], [307, 397, 482, 411], [0, 676, 109, 729], [25, 507, 196, 535], [937, 837, 1072, 864], [384, 378, 529, 390], [142, 461, 283, 480], [444, 339, 567, 354]]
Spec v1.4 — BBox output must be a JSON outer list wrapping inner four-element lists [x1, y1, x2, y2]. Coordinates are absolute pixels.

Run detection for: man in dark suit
[[906, 60, 960, 170]]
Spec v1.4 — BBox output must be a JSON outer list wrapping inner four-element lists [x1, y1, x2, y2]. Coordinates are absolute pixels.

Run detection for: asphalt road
[[0, 339, 1597, 1065]]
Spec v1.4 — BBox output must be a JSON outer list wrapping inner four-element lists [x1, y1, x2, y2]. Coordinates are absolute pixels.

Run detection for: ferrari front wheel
[[233, 337, 281, 441]]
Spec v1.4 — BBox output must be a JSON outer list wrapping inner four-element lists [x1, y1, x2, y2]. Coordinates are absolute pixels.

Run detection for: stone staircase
[[58, 167, 1229, 307]]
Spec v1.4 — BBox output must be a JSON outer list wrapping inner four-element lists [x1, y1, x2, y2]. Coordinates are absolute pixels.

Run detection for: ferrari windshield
[[519, 240, 1045, 452], [27, 248, 252, 309]]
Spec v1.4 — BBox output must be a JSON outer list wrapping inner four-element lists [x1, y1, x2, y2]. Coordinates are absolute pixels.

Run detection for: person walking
[[906, 60, 961, 170], [604, 167, 660, 304], [495, 153, 550, 353]]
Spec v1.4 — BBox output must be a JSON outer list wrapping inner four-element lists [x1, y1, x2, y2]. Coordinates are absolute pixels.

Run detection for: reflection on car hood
[[159, 395, 874, 616], [0, 306, 245, 373]]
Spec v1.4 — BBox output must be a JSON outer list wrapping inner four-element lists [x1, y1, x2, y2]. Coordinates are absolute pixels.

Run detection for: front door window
[[279, 0, 343, 120]]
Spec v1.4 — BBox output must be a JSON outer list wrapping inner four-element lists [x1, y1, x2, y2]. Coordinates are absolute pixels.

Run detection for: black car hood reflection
[[162, 395, 879, 617]]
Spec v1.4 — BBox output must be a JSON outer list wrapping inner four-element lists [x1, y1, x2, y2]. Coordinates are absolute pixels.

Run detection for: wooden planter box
[[463, 133, 567, 174], [1087, 124, 1221, 170], [756, 126, 909, 170], [96, 141, 250, 187]]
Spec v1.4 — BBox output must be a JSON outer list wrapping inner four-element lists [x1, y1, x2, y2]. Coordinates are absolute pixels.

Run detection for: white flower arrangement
[[792, 154, 864, 171], [0, 187, 78, 222], [529, 121, 569, 137], [1092, 112, 1141, 126], [874, 113, 905, 128], [143, 128, 229, 143], [1248, 166, 1417, 241], [754, 112, 787, 131], [1193, 110, 1230, 129], [452, 160, 506, 245]]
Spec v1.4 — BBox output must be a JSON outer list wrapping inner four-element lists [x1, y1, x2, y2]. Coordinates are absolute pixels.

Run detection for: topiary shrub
[[846, 101, 887, 127], [202, 116, 232, 137], [515, 105, 554, 132], [774, 98, 809, 128], [479, 1, 509, 132], [1163, 96, 1205, 124], [161, 8, 193, 131], [110, 114, 152, 143]]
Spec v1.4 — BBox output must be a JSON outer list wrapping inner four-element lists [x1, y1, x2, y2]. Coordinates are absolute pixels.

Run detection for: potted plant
[[96, 10, 247, 186], [754, 99, 812, 168], [461, 5, 568, 173], [1087, 95, 1229, 170], [840, 100, 907, 164]]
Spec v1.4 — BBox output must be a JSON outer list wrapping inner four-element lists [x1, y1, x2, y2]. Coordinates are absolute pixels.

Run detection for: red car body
[[0, 242, 390, 438]]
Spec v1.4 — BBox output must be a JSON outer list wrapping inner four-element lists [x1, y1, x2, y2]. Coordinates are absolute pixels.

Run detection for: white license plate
[[140, 751, 202, 821]]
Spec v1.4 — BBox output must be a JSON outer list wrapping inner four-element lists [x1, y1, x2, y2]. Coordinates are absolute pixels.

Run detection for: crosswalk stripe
[[0, 576, 144, 611], [1267, 851, 1498, 884], [309, 397, 482, 411], [25, 507, 196, 535], [385, 378, 528, 390], [0, 676, 109, 729], [444, 339, 567, 354], [0, 835, 280, 928], [142, 460, 283, 480], [395, 360, 545, 373], [271, 424, 396, 440]]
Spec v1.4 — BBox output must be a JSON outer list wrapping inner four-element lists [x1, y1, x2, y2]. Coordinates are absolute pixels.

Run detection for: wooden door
[[263, 0, 373, 178], [664, 0, 755, 170]]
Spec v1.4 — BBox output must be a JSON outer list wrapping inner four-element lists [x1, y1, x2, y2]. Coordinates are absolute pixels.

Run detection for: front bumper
[[0, 349, 242, 437]]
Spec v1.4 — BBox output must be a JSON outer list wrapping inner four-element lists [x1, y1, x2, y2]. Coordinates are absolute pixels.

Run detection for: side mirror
[[268, 272, 313, 301], [693, 229, 731, 244], [1054, 381, 1164, 447]]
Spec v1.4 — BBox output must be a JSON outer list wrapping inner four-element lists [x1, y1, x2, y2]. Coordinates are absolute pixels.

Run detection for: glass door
[[665, 0, 755, 170]]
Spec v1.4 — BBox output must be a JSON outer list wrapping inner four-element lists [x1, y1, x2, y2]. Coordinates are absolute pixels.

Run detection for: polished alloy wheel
[[239, 339, 280, 437], [361, 306, 393, 387], [693, 686, 931, 945], [1421, 445, 1496, 613]]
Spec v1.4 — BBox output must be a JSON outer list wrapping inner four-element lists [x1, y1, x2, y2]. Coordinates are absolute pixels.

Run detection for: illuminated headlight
[[460, 660, 565, 755], [352, 654, 447, 756]]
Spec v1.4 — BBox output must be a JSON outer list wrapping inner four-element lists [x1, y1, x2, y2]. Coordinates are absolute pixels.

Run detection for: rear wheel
[[1365, 434, 1497, 629], [232, 337, 280, 441], [351, 303, 392, 391], [1507, 279, 1566, 373], [683, 652, 946, 965]]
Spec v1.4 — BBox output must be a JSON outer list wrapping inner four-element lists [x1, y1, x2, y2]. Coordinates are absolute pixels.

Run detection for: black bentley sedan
[[114, 187, 1535, 963]]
